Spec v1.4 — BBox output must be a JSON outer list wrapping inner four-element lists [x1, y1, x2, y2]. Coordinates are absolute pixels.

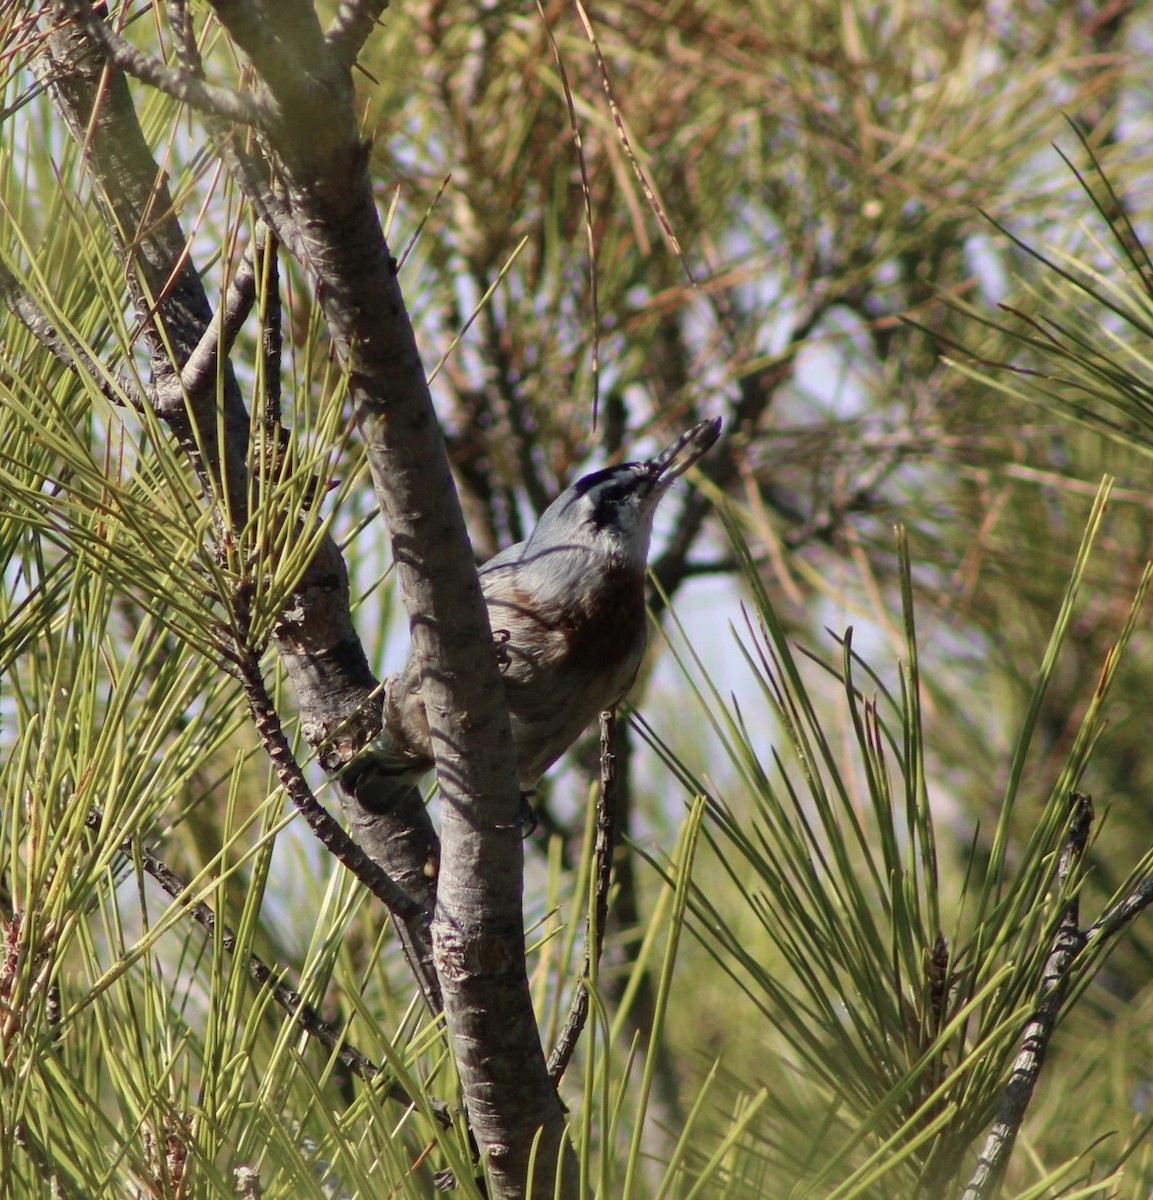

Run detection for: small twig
[[259, 229, 283, 429], [233, 644, 427, 926], [234, 634, 443, 1013], [170, 226, 266, 406], [547, 709, 619, 1082], [14, 1120, 85, 1200], [165, 0, 196, 75], [0, 256, 146, 411], [164, 2, 302, 260], [56, 0, 267, 128], [325, 0, 390, 69], [1086, 874, 1153, 942], [959, 793, 1093, 1200], [84, 807, 451, 1127]]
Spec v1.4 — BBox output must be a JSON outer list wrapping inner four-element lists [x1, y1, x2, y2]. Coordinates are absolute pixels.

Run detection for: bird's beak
[[649, 417, 722, 488]]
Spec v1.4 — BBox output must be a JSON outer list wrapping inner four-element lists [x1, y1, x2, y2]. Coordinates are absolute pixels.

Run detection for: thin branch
[[547, 709, 620, 1082], [164, 0, 302, 258], [666, 555, 740, 578], [13, 1121, 86, 1200], [40, 0, 445, 1021], [173, 224, 267, 404], [238, 634, 444, 1019], [959, 793, 1093, 1200], [326, 0, 390, 69], [233, 643, 427, 927], [223, 138, 303, 258], [0, 256, 146, 411], [259, 229, 283, 428], [37, 5, 255, 522], [55, 0, 267, 128], [84, 807, 450, 1125], [150, 1, 569, 1183], [1086, 874, 1153, 942], [165, 0, 197, 75], [137, 0, 443, 1022]]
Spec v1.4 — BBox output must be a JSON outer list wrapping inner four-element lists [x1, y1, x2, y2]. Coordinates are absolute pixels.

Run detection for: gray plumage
[[350, 418, 721, 808]]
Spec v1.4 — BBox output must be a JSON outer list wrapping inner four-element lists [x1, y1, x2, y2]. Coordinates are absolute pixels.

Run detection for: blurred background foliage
[[6, 0, 1153, 1195]]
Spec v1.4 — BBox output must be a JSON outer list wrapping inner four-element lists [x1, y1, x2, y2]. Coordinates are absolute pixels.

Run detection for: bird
[[348, 417, 721, 813]]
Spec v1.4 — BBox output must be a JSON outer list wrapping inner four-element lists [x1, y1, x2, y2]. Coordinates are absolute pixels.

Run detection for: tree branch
[[38, 4, 443, 1015], [176, 224, 266, 403], [46, 5, 572, 1189], [241, 641, 445, 1010], [0, 256, 146, 411], [547, 709, 620, 1082], [39, 3, 253, 522], [326, 0, 390, 69], [258, 229, 283, 427], [55, 0, 268, 129], [195, 4, 575, 1193], [233, 643, 430, 927], [1086, 874, 1153, 942], [959, 793, 1093, 1200], [83, 807, 450, 1126]]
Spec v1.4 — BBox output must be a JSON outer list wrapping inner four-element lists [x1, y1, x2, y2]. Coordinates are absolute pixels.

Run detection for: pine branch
[[189, 4, 576, 1191], [54, 0, 267, 128], [174, 225, 267, 405], [1086, 874, 1153, 942], [326, 0, 390, 69], [83, 808, 451, 1126], [0, 256, 146, 411], [960, 793, 1093, 1200], [232, 643, 428, 930], [37, 4, 254, 522], [547, 709, 620, 1082], [37, 4, 444, 1015]]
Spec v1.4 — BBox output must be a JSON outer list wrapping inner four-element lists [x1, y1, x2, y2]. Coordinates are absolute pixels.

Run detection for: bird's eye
[[592, 483, 628, 523], [569, 464, 650, 529], [573, 471, 633, 528]]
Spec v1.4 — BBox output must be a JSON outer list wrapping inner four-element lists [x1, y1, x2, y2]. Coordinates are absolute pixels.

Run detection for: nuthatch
[[350, 417, 721, 811]]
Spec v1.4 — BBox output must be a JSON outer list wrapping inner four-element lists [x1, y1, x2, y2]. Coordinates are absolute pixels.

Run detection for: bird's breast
[[482, 563, 648, 784], [484, 564, 646, 678]]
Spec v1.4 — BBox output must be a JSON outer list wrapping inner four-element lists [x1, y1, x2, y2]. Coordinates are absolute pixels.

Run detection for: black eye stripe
[[566, 463, 657, 530], [594, 481, 631, 506], [572, 464, 642, 498]]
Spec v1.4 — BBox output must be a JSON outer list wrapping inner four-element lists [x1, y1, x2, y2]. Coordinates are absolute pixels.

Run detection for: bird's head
[[528, 417, 722, 570]]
